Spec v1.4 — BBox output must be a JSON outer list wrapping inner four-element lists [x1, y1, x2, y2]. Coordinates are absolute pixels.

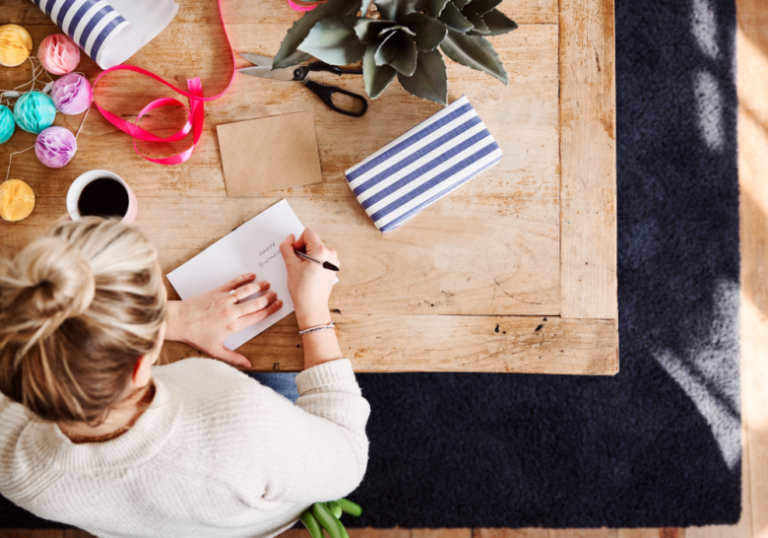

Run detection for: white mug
[[66, 169, 138, 224]]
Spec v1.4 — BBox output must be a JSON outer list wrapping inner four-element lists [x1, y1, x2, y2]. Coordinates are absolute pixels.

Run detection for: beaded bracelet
[[298, 322, 336, 335]]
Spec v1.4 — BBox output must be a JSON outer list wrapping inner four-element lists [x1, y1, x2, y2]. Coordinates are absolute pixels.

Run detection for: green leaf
[[374, 0, 423, 21], [378, 25, 416, 38], [298, 16, 366, 66], [372, 0, 395, 18], [438, 2, 474, 33], [363, 44, 397, 98], [466, 0, 501, 15], [374, 31, 399, 64], [440, 29, 508, 84], [400, 13, 448, 51], [454, 0, 471, 10], [390, 34, 419, 75], [481, 9, 518, 35], [374, 31, 418, 76], [463, 8, 489, 33], [355, 19, 396, 43], [422, 0, 450, 17], [273, 0, 363, 69], [274, 49, 314, 70], [397, 49, 448, 105]]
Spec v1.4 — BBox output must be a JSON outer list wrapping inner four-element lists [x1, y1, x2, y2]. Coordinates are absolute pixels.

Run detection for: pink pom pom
[[51, 73, 93, 115], [35, 126, 77, 168], [38, 34, 80, 75]]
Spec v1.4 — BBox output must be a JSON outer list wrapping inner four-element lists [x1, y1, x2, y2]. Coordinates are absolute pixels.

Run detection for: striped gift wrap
[[29, 0, 178, 69], [31, 0, 129, 66], [344, 95, 503, 233]]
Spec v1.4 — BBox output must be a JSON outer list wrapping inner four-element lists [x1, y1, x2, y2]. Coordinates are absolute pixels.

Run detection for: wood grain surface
[[0, 0, 558, 25], [736, 3, 768, 538], [558, 0, 618, 320], [1, 22, 560, 200], [162, 313, 618, 373], [0, 0, 614, 375]]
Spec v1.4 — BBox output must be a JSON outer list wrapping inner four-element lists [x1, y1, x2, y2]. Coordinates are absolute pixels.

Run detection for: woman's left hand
[[165, 273, 283, 368]]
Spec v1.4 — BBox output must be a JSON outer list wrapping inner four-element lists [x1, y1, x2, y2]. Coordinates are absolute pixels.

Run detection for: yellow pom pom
[[0, 180, 36, 222], [0, 24, 33, 67]]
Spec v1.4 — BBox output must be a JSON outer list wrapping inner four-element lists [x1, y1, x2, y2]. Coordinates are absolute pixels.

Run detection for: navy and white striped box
[[344, 95, 503, 233]]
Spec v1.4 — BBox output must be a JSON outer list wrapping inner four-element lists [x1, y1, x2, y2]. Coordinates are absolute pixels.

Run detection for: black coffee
[[78, 178, 129, 218]]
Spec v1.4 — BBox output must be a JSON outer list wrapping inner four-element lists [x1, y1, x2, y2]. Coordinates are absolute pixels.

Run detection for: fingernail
[[263, 281, 270, 288], [270, 292, 277, 299], [276, 300, 283, 307]]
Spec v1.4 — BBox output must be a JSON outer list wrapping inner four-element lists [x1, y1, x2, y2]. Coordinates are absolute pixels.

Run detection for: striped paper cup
[[30, 0, 178, 69], [344, 95, 503, 233]]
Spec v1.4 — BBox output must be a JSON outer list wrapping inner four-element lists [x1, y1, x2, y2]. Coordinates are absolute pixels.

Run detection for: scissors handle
[[306, 62, 364, 76], [304, 80, 368, 117]]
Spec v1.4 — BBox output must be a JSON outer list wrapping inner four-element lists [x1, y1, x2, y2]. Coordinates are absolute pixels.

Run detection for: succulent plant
[[273, 0, 517, 105]]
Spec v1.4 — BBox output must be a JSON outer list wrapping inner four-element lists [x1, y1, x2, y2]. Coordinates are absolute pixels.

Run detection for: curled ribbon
[[91, 0, 235, 165], [287, 0, 320, 11]]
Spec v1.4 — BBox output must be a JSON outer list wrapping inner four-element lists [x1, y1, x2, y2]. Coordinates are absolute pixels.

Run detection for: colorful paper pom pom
[[0, 179, 36, 222], [13, 91, 56, 134], [0, 105, 15, 144], [0, 24, 33, 67], [38, 34, 80, 75], [51, 73, 93, 115], [35, 126, 77, 168]]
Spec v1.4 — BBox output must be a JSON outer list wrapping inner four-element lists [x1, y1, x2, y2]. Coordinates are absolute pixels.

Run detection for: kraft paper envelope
[[216, 111, 324, 197]]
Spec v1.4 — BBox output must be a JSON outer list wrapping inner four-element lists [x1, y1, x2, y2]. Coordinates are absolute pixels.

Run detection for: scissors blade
[[237, 66, 303, 82], [239, 53, 275, 67]]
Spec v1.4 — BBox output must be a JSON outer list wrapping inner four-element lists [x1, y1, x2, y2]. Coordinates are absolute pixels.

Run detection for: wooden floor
[[1, 0, 766, 536]]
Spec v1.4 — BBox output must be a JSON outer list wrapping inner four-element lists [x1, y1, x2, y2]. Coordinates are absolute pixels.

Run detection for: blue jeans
[[246, 373, 299, 403]]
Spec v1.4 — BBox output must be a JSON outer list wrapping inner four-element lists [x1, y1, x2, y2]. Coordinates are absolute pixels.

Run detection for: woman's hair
[[0, 218, 167, 426]]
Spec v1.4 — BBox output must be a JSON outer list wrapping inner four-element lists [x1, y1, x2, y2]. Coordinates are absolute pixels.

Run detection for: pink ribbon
[[91, 0, 235, 165], [287, 0, 319, 11]]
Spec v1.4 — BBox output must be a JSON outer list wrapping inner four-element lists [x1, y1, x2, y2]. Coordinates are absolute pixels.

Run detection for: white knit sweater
[[0, 358, 370, 538]]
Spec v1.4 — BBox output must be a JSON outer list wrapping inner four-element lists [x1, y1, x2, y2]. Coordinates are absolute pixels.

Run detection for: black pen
[[294, 250, 340, 272]]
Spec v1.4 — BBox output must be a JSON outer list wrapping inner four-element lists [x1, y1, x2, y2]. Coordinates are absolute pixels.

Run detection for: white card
[[167, 199, 318, 350]]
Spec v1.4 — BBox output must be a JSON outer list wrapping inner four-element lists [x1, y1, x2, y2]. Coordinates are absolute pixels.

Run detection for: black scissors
[[238, 53, 368, 117]]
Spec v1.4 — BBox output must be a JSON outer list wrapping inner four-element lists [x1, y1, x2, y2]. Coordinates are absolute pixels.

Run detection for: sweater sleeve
[[241, 359, 370, 505]]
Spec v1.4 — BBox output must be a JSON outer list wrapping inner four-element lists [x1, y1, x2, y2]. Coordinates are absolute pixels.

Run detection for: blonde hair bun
[[14, 236, 96, 321], [0, 218, 167, 425]]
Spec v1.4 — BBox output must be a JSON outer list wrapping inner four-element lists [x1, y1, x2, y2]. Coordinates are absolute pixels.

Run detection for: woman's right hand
[[279, 228, 339, 330]]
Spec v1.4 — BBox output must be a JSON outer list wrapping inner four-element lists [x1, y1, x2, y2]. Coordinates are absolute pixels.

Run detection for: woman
[[0, 217, 370, 538]]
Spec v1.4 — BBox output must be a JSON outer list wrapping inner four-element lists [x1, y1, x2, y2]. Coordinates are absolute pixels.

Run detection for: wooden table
[[0, 0, 617, 374]]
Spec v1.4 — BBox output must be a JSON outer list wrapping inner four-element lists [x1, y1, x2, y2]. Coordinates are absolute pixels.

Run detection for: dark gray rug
[[0, 0, 740, 530], [345, 0, 741, 528]]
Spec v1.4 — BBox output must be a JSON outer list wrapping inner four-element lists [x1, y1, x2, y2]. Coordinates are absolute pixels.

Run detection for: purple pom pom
[[51, 73, 93, 115], [35, 127, 77, 168]]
